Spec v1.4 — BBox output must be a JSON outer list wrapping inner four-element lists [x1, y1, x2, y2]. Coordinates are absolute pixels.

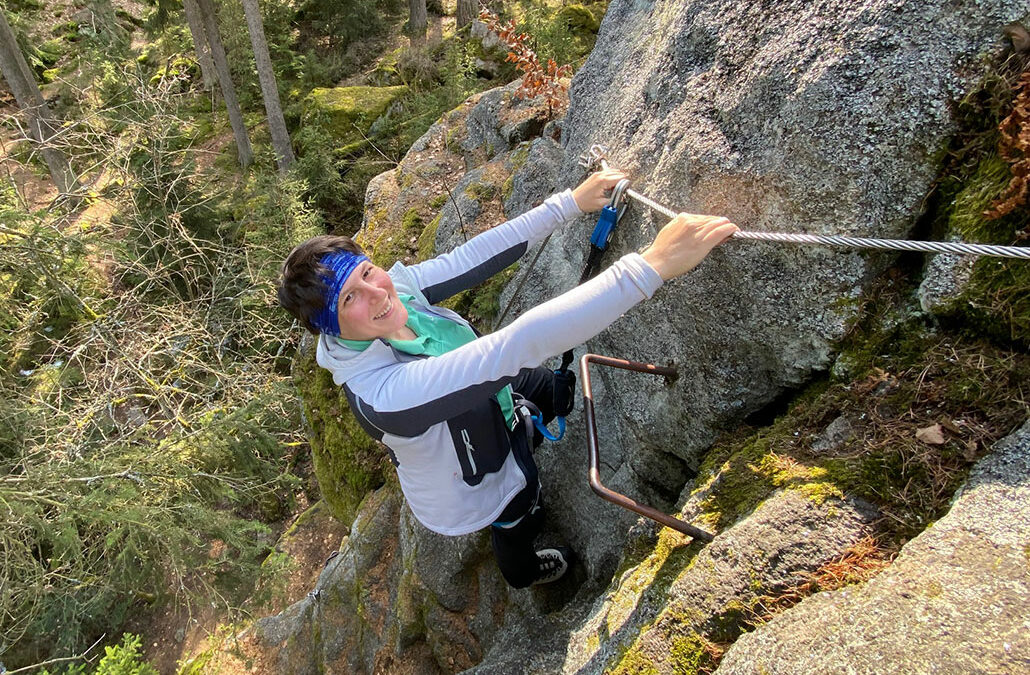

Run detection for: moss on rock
[[693, 271, 1030, 545], [669, 633, 723, 674], [558, 4, 602, 34], [440, 264, 518, 332], [936, 151, 1030, 343], [920, 62, 1030, 347], [417, 213, 443, 260], [292, 345, 390, 525], [305, 85, 409, 148]]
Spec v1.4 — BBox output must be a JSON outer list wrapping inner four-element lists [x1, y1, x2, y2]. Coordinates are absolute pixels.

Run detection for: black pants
[[490, 366, 556, 589]]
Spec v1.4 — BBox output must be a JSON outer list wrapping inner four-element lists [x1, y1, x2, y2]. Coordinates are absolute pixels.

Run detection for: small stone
[[812, 415, 857, 453]]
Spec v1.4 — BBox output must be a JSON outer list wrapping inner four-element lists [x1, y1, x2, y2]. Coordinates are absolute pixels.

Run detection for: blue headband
[[312, 251, 369, 336]]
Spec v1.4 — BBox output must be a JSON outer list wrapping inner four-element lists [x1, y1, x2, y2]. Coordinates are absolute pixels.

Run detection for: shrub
[[39, 634, 159, 675]]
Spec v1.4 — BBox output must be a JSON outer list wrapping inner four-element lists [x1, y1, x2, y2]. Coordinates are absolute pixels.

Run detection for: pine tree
[[456, 0, 476, 30], [182, 0, 217, 92], [242, 0, 294, 172], [195, 0, 253, 167], [407, 0, 427, 46], [0, 9, 79, 195]]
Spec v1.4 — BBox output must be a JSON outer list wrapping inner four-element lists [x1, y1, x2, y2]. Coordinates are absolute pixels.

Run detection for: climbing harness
[[495, 178, 633, 441], [581, 353, 714, 543], [527, 179, 633, 442], [579, 144, 1030, 261]]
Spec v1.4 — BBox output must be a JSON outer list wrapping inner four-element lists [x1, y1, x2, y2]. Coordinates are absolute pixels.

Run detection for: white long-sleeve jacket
[[316, 190, 664, 535]]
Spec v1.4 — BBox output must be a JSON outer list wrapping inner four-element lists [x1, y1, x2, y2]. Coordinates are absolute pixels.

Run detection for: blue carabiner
[[531, 412, 567, 442], [588, 178, 630, 250]]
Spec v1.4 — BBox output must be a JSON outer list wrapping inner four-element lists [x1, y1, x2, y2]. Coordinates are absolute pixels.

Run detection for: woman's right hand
[[571, 168, 629, 213], [641, 213, 739, 281]]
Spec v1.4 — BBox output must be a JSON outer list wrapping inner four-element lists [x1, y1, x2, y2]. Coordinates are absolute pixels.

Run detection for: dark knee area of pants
[[491, 368, 558, 588]]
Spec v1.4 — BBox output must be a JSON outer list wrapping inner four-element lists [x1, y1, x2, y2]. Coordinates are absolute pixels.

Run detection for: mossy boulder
[[369, 47, 405, 86], [717, 421, 1030, 674], [304, 85, 409, 150], [558, 4, 602, 34]]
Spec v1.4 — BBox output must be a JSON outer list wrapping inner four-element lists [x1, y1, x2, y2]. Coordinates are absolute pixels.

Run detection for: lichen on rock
[[716, 421, 1030, 674]]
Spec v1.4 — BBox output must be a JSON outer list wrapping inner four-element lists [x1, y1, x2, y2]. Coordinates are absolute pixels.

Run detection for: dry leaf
[[916, 423, 946, 445]]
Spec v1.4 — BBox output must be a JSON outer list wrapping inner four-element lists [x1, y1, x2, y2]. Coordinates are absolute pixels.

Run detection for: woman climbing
[[276, 168, 738, 588]]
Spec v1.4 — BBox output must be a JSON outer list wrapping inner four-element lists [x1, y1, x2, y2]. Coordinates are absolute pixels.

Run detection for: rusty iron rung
[[580, 354, 714, 543]]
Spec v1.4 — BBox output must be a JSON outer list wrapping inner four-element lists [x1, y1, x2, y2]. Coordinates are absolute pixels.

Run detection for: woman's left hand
[[572, 168, 629, 213]]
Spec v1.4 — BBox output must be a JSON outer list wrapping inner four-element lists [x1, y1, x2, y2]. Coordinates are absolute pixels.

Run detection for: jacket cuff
[[619, 252, 665, 298], [554, 189, 584, 220]]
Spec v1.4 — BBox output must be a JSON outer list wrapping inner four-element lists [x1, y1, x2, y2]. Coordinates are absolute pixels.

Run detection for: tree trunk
[[195, 0, 252, 167], [241, 0, 294, 172], [456, 0, 476, 30], [407, 0, 426, 46], [182, 0, 216, 92], [0, 11, 79, 196]]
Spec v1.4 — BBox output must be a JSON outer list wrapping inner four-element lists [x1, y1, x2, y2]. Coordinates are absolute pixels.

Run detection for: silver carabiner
[[609, 178, 630, 222]]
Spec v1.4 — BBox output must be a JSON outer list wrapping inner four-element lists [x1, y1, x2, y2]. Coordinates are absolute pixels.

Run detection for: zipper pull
[[460, 429, 477, 474]]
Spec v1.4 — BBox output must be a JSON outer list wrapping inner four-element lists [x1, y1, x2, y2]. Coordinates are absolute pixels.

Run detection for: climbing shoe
[[532, 547, 572, 585]]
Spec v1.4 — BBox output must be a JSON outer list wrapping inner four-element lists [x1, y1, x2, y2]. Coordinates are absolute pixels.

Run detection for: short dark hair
[[278, 235, 366, 334]]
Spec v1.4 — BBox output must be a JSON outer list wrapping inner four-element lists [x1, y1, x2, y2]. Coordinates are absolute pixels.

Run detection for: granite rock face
[[716, 421, 1030, 675], [250, 487, 509, 674], [561, 491, 878, 674], [265, 0, 1028, 672], [502, 0, 1028, 597], [918, 251, 979, 314], [544, 0, 1027, 468]]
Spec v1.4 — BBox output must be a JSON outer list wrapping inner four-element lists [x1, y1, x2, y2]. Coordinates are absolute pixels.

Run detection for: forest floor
[[0, 103, 58, 210], [125, 482, 351, 673]]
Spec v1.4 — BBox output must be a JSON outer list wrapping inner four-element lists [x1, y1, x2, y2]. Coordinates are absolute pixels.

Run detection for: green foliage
[[1, 0, 590, 667], [294, 122, 351, 219], [294, 0, 402, 56], [0, 195, 102, 385], [441, 264, 519, 332], [94, 634, 160, 675], [1, 381, 300, 664], [513, 0, 599, 68], [0, 52, 321, 669], [39, 634, 158, 675]]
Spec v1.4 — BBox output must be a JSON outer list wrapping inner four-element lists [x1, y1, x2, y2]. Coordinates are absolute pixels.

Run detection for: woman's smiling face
[[335, 261, 410, 341]]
